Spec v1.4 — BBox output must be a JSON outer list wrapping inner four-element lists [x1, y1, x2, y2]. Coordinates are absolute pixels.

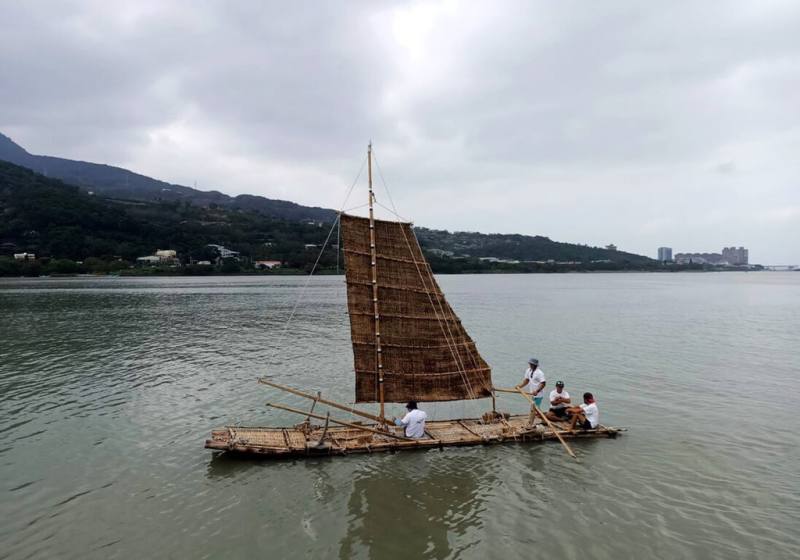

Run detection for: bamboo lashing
[[257, 378, 386, 424], [314, 412, 331, 447], [306, 391, 321, 422]]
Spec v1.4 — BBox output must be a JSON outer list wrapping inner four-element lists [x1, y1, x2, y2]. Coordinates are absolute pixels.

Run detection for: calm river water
[[1, 273, 799, 559]]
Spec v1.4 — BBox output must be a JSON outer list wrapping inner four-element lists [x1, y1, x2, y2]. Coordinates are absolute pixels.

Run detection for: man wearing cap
[[545, 381, 571, 422], [516, 358, 546, 410], [393, 400, 427, 439]]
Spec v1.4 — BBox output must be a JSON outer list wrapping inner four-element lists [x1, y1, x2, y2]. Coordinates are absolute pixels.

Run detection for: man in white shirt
[[515, 357, 546, 409], [545, 381, 571, 422], [394, 400, 427, 438], [567, 392, 599, 431]]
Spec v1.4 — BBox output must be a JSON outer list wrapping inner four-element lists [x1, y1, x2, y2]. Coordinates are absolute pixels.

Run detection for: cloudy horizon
[[2, 1, 799, 263]]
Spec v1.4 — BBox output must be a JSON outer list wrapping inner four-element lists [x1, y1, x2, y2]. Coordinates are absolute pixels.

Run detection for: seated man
[[393, 400, 427, 438], [566, 392, 599, 431], [545, 381, 571, 422]]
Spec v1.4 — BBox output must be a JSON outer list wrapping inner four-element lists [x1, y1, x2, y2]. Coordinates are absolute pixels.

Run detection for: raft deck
[[205, 414, 623, 458]]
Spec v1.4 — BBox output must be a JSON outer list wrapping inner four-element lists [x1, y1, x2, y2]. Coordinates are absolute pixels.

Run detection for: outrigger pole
[[258, 378, 385, 425], [366, 142, 386, 421], [265, 402, 409, 440]]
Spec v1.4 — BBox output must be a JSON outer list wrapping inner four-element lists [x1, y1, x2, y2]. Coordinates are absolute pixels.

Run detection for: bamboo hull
[[204, 414, 623, 458]]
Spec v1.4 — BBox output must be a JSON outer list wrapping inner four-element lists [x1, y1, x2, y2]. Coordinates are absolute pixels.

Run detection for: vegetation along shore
[[0, 158, 756, 278]]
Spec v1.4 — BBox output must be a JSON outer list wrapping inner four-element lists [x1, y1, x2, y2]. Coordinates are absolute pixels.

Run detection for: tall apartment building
[[722, 247, 748, 265], [658, 247, 673, 262]]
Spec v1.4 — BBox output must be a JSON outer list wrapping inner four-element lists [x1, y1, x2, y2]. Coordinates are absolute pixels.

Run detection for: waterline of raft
[[205, 414, 625, 458]]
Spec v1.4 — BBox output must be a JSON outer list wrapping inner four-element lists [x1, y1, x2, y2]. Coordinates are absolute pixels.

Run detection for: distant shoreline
[[0, 268, 778, 280]]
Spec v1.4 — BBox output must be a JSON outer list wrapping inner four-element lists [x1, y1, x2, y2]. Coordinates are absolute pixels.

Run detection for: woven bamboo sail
[[340, 213, 493, 403]]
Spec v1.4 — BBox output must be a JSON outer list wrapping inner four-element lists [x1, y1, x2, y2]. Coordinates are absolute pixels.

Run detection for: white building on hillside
[[155, 249, 177, 260], [136, 249, 178, 266], [207, 244, 240, 259]]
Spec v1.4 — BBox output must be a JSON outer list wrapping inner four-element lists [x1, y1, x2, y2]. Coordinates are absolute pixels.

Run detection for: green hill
[[0, 160, 338, 271], [0, 132, 336, 222], [0, 160, 657, 276], [416, 228, 649, 265]]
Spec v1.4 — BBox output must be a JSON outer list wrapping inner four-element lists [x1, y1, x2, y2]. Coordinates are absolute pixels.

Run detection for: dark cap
[[556, 380, 564, 387]]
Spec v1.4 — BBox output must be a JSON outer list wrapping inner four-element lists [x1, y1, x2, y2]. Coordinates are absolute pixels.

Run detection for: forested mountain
[[0, 132, 336, 222], [0, 160, 338, 269], [1, 155, 655, 276], [415, 228, 649, 265]]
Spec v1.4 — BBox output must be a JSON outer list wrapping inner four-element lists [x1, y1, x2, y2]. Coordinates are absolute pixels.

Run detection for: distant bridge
[[763, 265, 798, 271]]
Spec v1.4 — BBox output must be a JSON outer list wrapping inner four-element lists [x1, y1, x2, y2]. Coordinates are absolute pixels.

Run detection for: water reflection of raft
[[205, 415, 624, 458]]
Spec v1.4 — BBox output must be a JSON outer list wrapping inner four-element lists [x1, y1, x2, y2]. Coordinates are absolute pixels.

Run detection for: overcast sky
[[1, 1, 798, 263]]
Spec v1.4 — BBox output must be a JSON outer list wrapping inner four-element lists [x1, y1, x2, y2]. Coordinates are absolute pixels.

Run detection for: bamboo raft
[[205, 414, 624, 458], [205, 145, 625, 461]]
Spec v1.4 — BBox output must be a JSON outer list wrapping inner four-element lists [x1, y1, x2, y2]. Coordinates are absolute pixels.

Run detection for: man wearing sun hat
[[516, 357, 546, 409]]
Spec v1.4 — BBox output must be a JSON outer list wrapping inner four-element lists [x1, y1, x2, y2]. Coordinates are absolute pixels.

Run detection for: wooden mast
[[367, 143, 386, 420]]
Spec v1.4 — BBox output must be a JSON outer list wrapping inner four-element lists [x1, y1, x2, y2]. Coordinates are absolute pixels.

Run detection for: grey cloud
[[1, 0, 798, 263]]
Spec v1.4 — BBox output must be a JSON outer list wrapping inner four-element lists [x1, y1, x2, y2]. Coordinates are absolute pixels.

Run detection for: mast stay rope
[[372, 149, 481, 401], [266, 155, 367, 366]]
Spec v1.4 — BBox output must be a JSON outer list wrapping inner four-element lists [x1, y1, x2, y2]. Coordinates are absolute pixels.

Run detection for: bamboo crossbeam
[[351, 340, 476, 350], [258, 378, 386, 424], [353, 367, 492, 378], [514, 388, 577, 460], [349, 310, 465, 322], [343, 248, 427, 266], [457, 420, 482, 438], [345, 278, 444, 297], [265, 402, 409, 441]]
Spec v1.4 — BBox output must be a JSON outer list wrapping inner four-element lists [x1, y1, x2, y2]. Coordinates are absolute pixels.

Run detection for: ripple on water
[[1, 274, 800, 559]]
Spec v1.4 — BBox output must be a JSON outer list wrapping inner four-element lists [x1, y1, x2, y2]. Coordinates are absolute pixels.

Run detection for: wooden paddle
[[505, 387, 578, 460]]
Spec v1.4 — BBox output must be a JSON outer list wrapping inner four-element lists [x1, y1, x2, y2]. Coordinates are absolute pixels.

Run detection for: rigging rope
[[336, 211, 340, 274], [379, 201, 478, 400], [402, 225, 480, 402], [266, 155, 367, 366], [412, 225, 483, 370], [372, 152, 401, 218], [373, 149, 479, 401], [374, 152, 477, 378], [342, 202, 371, 214], [378, 151, 483, 379], [374, 200, 409, 222]]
